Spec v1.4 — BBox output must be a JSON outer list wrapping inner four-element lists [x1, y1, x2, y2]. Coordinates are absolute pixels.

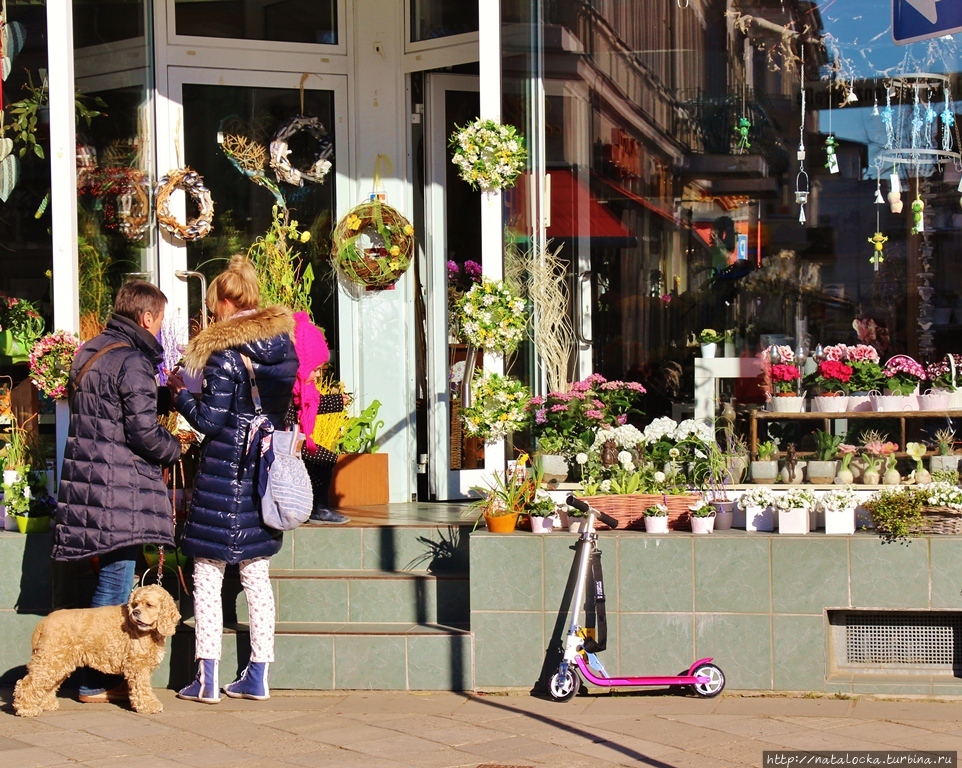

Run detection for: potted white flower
[[697, 328, 723, 358], [688, 498, 715, 534], [818, 486, 858, 535], [527, 488, 558, 534], [643, 503, 669, 534], [774, 488, 816, 535], [737, 486, 776, 532]]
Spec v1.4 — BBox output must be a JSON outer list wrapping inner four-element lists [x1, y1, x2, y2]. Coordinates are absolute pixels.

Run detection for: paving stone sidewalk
[[1, 688, 961, 768]]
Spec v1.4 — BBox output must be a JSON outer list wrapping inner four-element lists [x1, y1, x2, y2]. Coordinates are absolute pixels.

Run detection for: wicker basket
[[917, 507, 962, 535], [580, 493, 701, 531]]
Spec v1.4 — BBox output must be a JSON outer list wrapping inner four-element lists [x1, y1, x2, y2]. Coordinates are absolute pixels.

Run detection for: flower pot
[[812, 395, 849, 413], [918, 390, 950, 411], [2, 506, 18, 531], [862, 469, 881, 486], [949, 389, 962, 410], [530, 515, 554, 534], [883, 468, 902, 485], [930, 455, 960, 473], [711, 501, 734, 530], [743, 504, 775, 532], [777, 507, 809, 534], [751, 460, 778, 484], [873, 394, 915, 412], [780, 460, 806, 484], [537, 454, 569, 485], [16, 515, 50, 534], [690, 515, 714, 534], [806, 460, 839, 485], [847, 392, 873, 412], [569, 519, 588, 533], [643, 515, 669, 534], [700, 342, 717, 358], [484, 512, 519, 533], [724, 455, 748, 484], [915, 468, 932, 485], [771, 395, 806, 413], [824, 506, 856, 535], [835, 468, 855, 485]]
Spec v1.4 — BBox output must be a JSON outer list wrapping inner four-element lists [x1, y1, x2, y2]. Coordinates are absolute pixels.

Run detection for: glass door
[[161, 69, 349, 369], [425, 74, 481, 499]]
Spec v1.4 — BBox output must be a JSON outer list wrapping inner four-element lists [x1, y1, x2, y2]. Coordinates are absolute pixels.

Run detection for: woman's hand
[[166, 368, 187, 395]]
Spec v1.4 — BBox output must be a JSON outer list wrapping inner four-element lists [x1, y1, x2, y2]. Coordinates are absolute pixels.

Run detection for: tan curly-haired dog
[[13, 584, 180, 716]]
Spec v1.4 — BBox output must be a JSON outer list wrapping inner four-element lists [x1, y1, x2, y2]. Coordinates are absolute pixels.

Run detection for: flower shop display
[[446, 259, 482, 341], [882, 355, 926, 398], [456, 278, 526, 355], [332, 200, 416, 289], [818, 486, 858, 535], [0, 292, 44, 362], [775, 488, 816, 534], [737, 486, 777, 532], [248, 206, 315, 314], [697, 328, 723, 358], [779, 443, 805, 484], [807, 359, 853, 412], [28, 330, 80, 400], [155, 167, 214, 241], [835, 444, 857, 484], [3, 467, 56, 533], [830, 344, 883, 410], [527, 482, 558, 534], [864, 483, 962, 540], [450, 118, 527, 193], [642, 503, 669, 534], [268, 115, 333, 187], [688, 498, 715, 534], [860, 434, 897, 485], [751, 439, 779, 483], [930, 428, 959, 473], [905, 442, 931, 485], [460, 370, 529, 443], [807, 429, 841, 484], [468, 454, 536, 533]]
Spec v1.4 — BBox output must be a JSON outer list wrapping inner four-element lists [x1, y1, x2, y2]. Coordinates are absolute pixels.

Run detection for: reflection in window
[[411, 0, 477, 42], [175, 0, 337, 45]]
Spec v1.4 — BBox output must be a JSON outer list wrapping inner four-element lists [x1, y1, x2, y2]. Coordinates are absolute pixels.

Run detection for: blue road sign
[[736, 233, 748, 262], [894, 0, 962, 45]]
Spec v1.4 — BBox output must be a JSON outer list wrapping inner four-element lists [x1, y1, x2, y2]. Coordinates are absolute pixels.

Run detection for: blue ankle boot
[[177, 659, 220, 704], [223, 662, 270, 700]]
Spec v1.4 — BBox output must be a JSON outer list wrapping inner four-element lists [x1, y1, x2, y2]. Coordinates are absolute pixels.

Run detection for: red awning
[[508, 169, 638, 248]]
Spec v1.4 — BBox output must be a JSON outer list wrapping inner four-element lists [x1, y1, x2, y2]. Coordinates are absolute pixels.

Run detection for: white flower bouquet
[[818, 486, 858, 513]]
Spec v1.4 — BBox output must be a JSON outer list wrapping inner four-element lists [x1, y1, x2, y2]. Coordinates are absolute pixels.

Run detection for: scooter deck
[[574, 656, 713, 688]]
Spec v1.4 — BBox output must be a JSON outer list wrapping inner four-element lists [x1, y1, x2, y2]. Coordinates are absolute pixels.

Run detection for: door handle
[[175, 270, 209, 328], [577, 271, 592, 345]]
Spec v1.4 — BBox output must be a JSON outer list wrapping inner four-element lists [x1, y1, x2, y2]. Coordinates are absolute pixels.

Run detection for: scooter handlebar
[[566, 495, 620, 530]]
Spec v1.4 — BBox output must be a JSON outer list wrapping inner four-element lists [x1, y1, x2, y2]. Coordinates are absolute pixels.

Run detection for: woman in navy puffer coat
[[167, 256, 297, 704]]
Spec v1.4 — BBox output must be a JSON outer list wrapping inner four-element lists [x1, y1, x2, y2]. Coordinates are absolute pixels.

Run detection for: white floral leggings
[[192, 557, 275, 663]]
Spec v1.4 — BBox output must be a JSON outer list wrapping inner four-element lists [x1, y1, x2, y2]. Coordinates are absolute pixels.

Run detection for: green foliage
[[756, 439, 778, 461], [862, 486, 927, 542], [337, 400, 383, 454], [2, 468, 54, 517], [932, 469, 960, 485], [247, 206, 314, 314], [77, 235, 113, 326], [813, 429, 843, 461]]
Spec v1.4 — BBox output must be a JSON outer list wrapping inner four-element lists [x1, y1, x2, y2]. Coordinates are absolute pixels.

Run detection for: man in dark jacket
[[53, 280, 182, 703]]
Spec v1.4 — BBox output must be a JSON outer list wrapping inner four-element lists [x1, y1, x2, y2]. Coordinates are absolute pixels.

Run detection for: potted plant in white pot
[[751, 439, 779, 484], [905, 442, 931, 485], [808, 429, 842, 484], [775, 487, 816, 534], [527, 484, 558, 534], [818, 486, 858, 535], [688, 498, 715, 534], [643, 503, 669, 534], [737, 486, 777, 532], [697, 328, 723, 358], [930, 428, 959, 474]]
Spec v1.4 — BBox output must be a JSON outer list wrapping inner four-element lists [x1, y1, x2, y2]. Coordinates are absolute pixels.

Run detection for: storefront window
[[503, 0, 962, 420], [411, 0, 478, 42], [175, 0, 337, 45]]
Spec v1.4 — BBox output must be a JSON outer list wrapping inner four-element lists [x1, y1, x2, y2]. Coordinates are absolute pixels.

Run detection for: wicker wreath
[[332, 200, 415, 289], [269, 115, 334, 187], [155, 167, 215, 241], [116, 175, 151, 242]]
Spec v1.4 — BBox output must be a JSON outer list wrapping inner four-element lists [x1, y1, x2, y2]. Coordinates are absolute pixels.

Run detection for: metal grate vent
[[844, 612, 962, 667]]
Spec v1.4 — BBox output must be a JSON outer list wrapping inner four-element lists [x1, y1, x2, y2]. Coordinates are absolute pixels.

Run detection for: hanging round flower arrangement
[[456, 278, 527, 355], [449, 118, 527, 193], [28, 330, 81, 400], [461, 370, 530, 443], [269, 115, 334, 187], [331, 200, 415, 289], [155, 167, 215, 241]]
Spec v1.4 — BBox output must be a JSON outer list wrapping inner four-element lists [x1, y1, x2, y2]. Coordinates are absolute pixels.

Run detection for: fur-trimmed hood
[[182, 305, 295, 373]]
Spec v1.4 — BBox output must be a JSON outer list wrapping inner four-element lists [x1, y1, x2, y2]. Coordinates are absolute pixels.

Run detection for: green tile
[[277, 578, 348, 622], [435, 578, 470, 625], [930, 681, 962, 696], [696, 613, 772, 690], [407, 634, 473, 690], [292, 527, 363, 570], [772, 539, 849, 614], [773, 615, 826, 691], [334, 635, 407, 689], [362, 525, 470, 572], [930, 539, 962, 609], [0, 611, 41, 685], [850, 538, 929, 609], [694, 538, 771, 613], [472, 610, 543, 687], [350, 577, 436, 623], [470, 533, 543, 611], [271, 532, 294, 570], [620, 536, 692, 612], [273, 634, 334, 689], [851, 682, 932, 695], [619, 612, 693, 675], [0, 536, 52, 613], [542, 534, 585, 611]]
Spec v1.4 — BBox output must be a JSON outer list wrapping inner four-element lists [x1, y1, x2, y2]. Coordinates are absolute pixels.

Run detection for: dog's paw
[[13, 705, 43, 718], [132, 699, 163, 715]]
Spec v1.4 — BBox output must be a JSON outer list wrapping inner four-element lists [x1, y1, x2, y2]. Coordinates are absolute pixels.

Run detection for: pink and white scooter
[[547, 496, 725, 701]]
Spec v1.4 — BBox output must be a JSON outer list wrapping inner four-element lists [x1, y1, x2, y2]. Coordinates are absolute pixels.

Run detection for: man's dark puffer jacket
[[175, 305, 297, 564], [54, 314, 183, 561]]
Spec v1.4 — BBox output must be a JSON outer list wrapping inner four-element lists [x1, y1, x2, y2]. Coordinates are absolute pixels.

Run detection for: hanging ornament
[[888, 171, 903, 213], [874, 164, 885, 205], [734, 116, 752, 152], [882, 88, 894, 149], [824, 135, 839, 173], [912, 195, 924, 235], [867, 232, 887, 270], [846, 77, 858, 104], [873, 90, 879, 116], [796, 44, 808, 225], [796, 169, 809, 223]]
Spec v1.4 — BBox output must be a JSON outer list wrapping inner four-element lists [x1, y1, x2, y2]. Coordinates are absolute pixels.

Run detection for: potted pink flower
[[882, 355, 926, 399]]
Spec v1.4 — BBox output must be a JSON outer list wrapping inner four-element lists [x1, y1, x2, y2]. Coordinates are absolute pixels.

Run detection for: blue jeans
[[78, 547, 138, 696]]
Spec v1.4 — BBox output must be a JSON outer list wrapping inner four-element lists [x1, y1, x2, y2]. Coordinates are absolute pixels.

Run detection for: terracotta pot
[[484, 512, 519, 533]]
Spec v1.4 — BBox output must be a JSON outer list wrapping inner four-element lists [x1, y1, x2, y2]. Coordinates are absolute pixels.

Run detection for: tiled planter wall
[[470, 530, 962, 696]]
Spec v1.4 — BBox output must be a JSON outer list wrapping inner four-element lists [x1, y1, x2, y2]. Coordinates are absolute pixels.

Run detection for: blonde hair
[[207, 255, 259, 313]]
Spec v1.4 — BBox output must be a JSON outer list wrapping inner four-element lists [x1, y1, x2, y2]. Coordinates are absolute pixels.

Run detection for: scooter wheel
[[548, 668, 581, 701], [691, 663, 725, 698]]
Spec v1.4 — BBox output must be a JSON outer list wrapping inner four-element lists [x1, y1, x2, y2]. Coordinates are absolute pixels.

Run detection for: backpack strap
[[239, 353, 263, 415], [68, 341, 130, 408]]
